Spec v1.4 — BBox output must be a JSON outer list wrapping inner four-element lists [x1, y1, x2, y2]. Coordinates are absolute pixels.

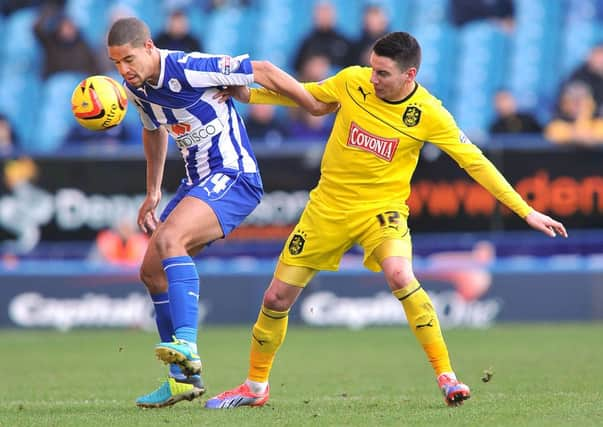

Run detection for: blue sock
[[150, 292, 174, 343], [162, 256, 199, 346], [150, 292, 183, 376], [169, 364, 186, 380]]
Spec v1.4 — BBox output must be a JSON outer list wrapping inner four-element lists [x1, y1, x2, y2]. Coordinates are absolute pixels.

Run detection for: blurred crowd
[[0, 0, 602, 156]]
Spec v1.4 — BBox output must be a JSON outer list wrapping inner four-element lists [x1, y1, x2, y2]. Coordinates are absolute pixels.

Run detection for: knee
[[139, 264, 152, 288], [139, 263, 163, 294], [384, 264, 416, 291], [262, 287, 293, 312], [153, 228, 183, 258]]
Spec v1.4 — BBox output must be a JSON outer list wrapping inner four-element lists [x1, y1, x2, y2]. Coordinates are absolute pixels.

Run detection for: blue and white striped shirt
[[124, 49, 258, 185]]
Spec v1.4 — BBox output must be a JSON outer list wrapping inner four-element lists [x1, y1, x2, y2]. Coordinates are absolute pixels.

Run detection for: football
[[71, 75, 128, 131]]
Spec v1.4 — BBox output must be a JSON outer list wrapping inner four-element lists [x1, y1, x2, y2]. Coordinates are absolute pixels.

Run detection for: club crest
[[288, 233, 306, 255], [403, 106, 421, 127]]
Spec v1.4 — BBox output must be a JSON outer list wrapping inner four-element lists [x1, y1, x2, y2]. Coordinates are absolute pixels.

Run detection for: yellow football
[[71, 75, 128, 131]]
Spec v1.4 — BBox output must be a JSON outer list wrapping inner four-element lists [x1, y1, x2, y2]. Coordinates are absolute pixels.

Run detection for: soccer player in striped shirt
[[107, 17, 328, 408]]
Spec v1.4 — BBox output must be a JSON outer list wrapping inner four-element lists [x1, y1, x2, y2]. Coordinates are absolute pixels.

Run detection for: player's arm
[[215, 67, 342, 116], [250, 60, 318, 113], [215, 84, 338, 116], [138, 127, 168, 234], [463, 159, 567, 237], [428, 110, 567, 238]]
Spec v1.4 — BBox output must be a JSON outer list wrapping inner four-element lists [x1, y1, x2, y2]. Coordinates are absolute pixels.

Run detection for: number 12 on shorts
[[376, 211, 401, 230]]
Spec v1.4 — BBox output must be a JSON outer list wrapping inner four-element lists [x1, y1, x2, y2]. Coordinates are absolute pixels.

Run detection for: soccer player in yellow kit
[[205, 32, 568, 408]]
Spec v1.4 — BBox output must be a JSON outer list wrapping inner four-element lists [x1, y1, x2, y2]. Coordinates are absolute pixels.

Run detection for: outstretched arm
[[250, 60, 338, 115], [214, 84, 339, 116], [251, 60, 317, 113], [524, 210, 568, 238], [428, 107, 569, 239], [462, 161, 568, 238]]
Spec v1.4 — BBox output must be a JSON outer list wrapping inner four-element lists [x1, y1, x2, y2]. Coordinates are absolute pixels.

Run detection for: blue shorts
[[160, 171, 263, 237]]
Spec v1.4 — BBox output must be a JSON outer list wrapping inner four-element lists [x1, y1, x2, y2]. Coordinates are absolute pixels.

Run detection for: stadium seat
[[184, 6, 209, 50], [0, 14, 4, 57], [203, 6, 244, 55], [65, 0, 112, 48], [253, 0, 307, 70], [1, 7, 42, 73], [329, 0, 363, 39], [34, 72, 86, 153], [413, 24, 457, 107], [411, 0, 449, 28], [373, 0, 414, 32], [0, 66, 42, 147], [560, 0, 602, 78], [508, 0, 564, 113], [118, 0, 164, 35], [0, 0, 592, 152], [451, 22, 511, 139]]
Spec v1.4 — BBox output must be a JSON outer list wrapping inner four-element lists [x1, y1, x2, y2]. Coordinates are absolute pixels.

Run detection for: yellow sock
[[393, 280, 453, 376], [247, 305, 289, 382]]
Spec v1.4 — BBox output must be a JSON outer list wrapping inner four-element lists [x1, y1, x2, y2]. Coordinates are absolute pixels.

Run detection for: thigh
[[160, 171, 262, 250], [273, 260, 317, 288], [354, 205, 413, 272], [160, 196, 223, 250], [190, 171, 263, 237], [279, 199, 354, 271]]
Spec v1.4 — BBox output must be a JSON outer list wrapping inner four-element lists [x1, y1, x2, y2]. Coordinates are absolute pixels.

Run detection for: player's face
[[108, 40, 157, 87], [369, 53, 415, 101]]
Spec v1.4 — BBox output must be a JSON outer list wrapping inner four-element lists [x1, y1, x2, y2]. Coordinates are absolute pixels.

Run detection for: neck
[[146, 49, 161, 86], [389, 80, 416, 102]]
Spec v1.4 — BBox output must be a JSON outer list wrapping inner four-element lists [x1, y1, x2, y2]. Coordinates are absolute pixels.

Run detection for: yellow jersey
[[250, 66, 532, 218]]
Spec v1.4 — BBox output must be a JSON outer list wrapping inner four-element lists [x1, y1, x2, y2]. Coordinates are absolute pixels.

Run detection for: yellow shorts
[[278, 198, 412, 281]]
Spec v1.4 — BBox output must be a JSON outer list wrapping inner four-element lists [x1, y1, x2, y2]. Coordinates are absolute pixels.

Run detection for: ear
[[144, 38, 155, 51], [405, 67, 417, 80]]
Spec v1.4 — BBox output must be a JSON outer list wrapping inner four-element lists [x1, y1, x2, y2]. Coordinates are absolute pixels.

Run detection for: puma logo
[[357, 86, 371, 101], [416, 318, 434, 329], [252, 333, 266, 345]]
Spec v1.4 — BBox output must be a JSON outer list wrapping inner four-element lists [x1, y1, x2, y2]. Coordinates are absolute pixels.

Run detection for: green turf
[[1, 324, 602, 427]]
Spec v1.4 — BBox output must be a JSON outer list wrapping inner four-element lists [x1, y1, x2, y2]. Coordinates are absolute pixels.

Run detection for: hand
[[525, 210, 568, 238], [213, 86, 251, 103], [137, 193, 161, 234]]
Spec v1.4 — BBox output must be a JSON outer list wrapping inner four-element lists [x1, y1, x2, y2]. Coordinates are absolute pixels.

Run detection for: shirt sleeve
[[125, 87, 157, 131], [249, 87, 298, 106], [181, 52, 254, 87], [249, 68, 347, 106], [428, 103, 533, 218]]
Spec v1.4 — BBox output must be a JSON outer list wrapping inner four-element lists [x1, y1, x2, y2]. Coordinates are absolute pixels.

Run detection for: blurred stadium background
[[0, 0, 602, 332]]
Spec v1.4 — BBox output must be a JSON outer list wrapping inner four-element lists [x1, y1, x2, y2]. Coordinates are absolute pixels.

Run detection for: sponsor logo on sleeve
[[459, 130, 472, 144], [218, 56, 242, 75]]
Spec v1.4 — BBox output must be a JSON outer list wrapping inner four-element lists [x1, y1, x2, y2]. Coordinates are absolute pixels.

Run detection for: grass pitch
[[1, 324, 602, 427]]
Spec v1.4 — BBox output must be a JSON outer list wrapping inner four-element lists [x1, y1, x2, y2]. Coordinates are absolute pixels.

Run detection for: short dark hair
[[373, 31, 421, 72], [107, 17, 151, 47]]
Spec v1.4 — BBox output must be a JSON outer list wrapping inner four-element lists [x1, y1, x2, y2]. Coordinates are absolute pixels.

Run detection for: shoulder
[[123, 82, 140, 99], [413, 84, 457, 127], [414, 85, 446, 113], [330, 65, 370, 83], [163, 49, 187, 67]]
